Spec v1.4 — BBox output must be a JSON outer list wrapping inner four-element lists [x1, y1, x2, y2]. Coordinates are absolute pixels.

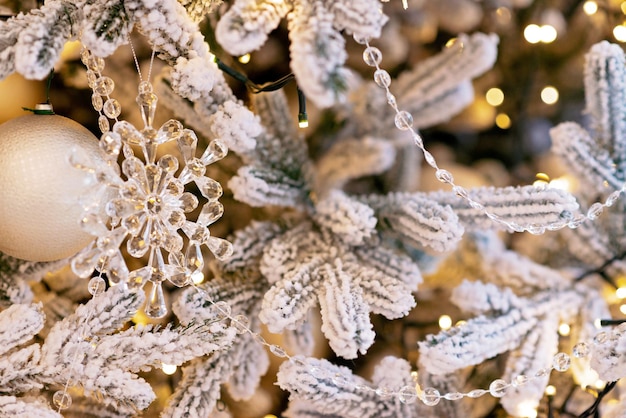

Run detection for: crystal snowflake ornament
[[70, 80, 232, 318]]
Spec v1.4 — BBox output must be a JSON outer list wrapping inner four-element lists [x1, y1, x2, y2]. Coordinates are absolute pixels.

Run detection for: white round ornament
[[0, 111, 104, 261]]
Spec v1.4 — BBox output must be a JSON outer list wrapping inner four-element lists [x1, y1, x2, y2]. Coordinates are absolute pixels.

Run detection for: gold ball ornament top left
[[0, 112, 106, 261]]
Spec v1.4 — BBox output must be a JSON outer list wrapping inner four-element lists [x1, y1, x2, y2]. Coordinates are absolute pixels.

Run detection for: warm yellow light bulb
[[614, 24, 626, 42], [558, 323, 571, 336], [622, 1, 626, 14], [583, 1, 598, 15], [540, 25, 558, 43], [524, 24, 542, 44], [438, 315, 452, 330], [541, 86, 559, 105], [545, 385, 556, 396], [620, 304, 626, 315], [191, 270, 204, 285], [238, 53, 251, 64], [486, 87, 504, 106], [162, 363, 177, 375], [495, 113, 511, 129]]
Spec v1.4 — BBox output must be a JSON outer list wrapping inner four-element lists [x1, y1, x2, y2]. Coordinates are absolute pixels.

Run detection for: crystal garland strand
[[190, 281, 621, 408], [80, 48, 122, 134], [354, 35, 626, 234], [52, 267, 108, 411]]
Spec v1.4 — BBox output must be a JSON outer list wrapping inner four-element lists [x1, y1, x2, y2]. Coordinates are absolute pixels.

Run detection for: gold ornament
[[0, 113, 104, 261]]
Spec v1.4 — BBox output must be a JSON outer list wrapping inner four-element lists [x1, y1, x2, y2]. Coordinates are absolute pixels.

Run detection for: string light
[[583, 1, 598, 15], [438, 315, 452, 330], [161, 363, 177, 375], [541, 86, 559, 105], [191, 270, 205, 285], [539, 25, 557, 43], [524, 24, 542, 44], [485, 87, 504, 106], [616, 287, 626, 299], [238, 53, 251, 64], [622, 2, 626, 15], [620, 304, 626, 315], [614, 24, 626, 42], [558, 323, 571, 336], [545, 385, 556, 396], [495, 113, 511, 129]]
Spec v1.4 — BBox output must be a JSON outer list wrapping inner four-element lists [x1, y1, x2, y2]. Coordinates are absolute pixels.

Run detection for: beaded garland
[[356, 34, 626, 235]]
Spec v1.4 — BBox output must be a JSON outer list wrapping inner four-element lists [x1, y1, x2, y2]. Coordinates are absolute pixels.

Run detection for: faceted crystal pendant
[[137, 91, 158, 128], [156, 119, 184, 144], [94, 76, 115, 96], [489, 379, 509, 397], [206, 236, 234, 260], [52, 390, 72, 410], [200, 139, 228, 166], [197, 201, 224, 226], [145, 280, 167, 318], [177, 129, 198, 162], [114, 121, 144, 146], [196, 177, 223, 200], [88, 276, 107, 296]]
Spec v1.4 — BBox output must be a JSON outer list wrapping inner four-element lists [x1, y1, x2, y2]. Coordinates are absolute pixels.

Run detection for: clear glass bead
[[443, 392, 464, 400], [573, 342, 590, 358], [535, 368, 550, 378], [606, 191, 621, 207], [398, 385, 417, 404], [80, 48, 91, 65], [593, 332, 608, 344], [52, 390, 72, 410], [92, 93, 103, 111], [512, 374, 529, 387], [212, 301, 231, 320], [553, 352, 571, 372], [421, 387, 440, 406], [386, 92, 397, 108], [363, 46, 383, 66], [466, 389, 487, 398], [269, 344, 288, 358], [103, 98, 121, 118], [373, 69, 391, 88], [586, 202, 604, 220], [453, 185, 469, 199], [86, 55, 105, 72], [100, 131, 121, 157], [435, 169, 454, 184], [94, 76, 115, 96], [98, 115, 110, 133], [568, 216, 585, 229], [489, 379, 508, 397], [423, 150, 436, 167], [88, 276, 106, 296], [394, 110, 413, 130], [138, 81, 153, 94], [375, 386, 391, 398], [86, 70, 97, 88], [232, 314, 250, 334]]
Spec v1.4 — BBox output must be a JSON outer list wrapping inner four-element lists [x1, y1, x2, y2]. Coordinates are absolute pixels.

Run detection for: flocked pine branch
[[162, 220, 280, 417], [278, 355, 415, 418], [427, 185, 579, 233], [348, 32, 499, 136], [216, 0, 387, 107]]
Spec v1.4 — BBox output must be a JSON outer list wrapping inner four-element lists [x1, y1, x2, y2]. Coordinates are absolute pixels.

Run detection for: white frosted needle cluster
[[70, 81, 232, 318]]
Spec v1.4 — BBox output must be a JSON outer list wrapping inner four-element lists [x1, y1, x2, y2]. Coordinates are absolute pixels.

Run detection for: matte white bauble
[[0, 113, 103, 261]]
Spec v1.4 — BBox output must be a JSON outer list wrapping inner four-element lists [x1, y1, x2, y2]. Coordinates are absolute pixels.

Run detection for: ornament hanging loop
[[21, 70, 55, 114]]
